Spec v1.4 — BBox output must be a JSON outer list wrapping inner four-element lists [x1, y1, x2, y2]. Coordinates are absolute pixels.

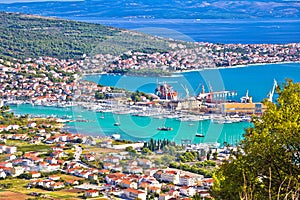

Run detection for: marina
[[6, 63, 300, 147], [9, 103, 250, 147], [83, 62, 300, 103]]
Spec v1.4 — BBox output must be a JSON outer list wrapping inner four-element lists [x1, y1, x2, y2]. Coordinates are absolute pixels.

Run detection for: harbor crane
[[181, 84, 190, 99], [268, 79, 277, 102]]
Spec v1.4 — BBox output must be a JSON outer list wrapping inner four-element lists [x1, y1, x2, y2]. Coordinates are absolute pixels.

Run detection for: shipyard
[[4, 79, 277, 125]]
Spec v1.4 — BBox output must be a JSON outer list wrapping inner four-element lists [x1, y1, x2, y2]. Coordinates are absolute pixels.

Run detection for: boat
[[241, 115, 251, 122], [196, 121, 205, 137], [61, 115, 72, 119], [114, 116, 120, 126], [76, 119, 89, 122], [99, 113, 105, 119], [195, 133, 205, 137], [114, 122, 120, 126], [111, 133, 121, 140], [213, 119, 233, 124], [157, 127, 173, 131]]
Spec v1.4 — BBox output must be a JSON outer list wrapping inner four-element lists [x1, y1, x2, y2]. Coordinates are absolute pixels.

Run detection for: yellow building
[[221, 102, 267, 115]]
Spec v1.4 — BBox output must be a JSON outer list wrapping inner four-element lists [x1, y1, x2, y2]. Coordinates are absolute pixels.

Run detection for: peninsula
[[0, 12, 299, 76]]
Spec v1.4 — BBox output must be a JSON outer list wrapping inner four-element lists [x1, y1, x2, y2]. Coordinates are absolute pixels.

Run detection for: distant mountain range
[[0, 0, 299, 19]]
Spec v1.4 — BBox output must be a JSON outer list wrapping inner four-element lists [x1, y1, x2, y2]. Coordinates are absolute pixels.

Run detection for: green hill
[[0, 12, 174, 60]]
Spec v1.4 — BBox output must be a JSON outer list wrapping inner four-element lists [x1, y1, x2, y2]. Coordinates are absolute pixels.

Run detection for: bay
[[83, 63, 300, 102], [2, 2, 299, 146], [10, 104, 250, 146], [10, 63, 300, 146]]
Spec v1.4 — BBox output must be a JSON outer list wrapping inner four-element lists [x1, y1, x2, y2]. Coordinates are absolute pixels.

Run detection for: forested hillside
[[0, 12, 173, 60]]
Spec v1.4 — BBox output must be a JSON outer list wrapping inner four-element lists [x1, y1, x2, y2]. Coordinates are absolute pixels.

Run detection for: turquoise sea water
[[10, 104, 250, 146], [84, 63, 300, 102], [11, 63, 300, 146]]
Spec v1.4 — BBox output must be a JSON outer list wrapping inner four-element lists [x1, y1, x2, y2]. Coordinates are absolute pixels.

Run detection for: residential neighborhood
[[1, 41, 300, 107], [0, 112, 233, 199]]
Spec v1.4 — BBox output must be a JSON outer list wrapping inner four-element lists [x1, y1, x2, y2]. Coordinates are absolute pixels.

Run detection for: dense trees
[[0, 107, 28, 126], [130, 90, 153, 102], [95, 91, 106, 100], [169, 160, 216, 177], [211, 80, 300, 200], [179, 151, 199, 162], [0, 12, 173, 61], [143, 139, 176, 152]]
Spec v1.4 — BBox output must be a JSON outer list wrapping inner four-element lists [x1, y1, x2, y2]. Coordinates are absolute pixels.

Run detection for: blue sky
[[0, 0, 83, 3]]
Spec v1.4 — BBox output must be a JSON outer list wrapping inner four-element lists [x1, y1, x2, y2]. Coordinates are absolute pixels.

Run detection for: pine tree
[[211, 80, 300, 200]]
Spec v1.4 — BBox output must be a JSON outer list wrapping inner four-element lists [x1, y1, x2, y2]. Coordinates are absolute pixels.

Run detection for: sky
[[0, 0, 83, 3]]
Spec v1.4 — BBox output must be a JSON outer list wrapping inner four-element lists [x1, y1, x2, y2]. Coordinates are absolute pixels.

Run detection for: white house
[[45, 157, 58, 164], [179, 175, 201, 186], [30, 171, 41, 178], [46, 164, 60, 171], [126, 166, 143, 174], [84, 190, 99, 198], [161, 170, 180, 184], [0, 162, 13, 168], [0, 125, 9, 132], [59, 135, 68, 142], [6, 154, 16, 160], [159, 193, 171, 200], [137, 159, 153, 168], [48, 175, 60, 181], [49, 182, 64, 190], [119, 180, 138, 189], [0, 169, 6, 179], [124, 188, 147, 200], [84, 154, 95, 161], [12, 166, 25, 177], [6, 146, 17, 154], [27, 122, 37, 128], [7, 125, 19, 130], [179, 186, 196, 196]]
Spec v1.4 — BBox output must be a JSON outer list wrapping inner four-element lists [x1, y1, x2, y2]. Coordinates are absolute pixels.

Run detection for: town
[[83, 42, 300, 73], [0, 53, 278, 121], [0, 106, 235, 199]]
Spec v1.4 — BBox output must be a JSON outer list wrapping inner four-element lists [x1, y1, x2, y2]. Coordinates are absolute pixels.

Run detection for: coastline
[[9, 61, 300, 145], [10, 103, 249, 147], [173, 61, 300, 74], [81, 72, 108, 76], [6, 62, 300, 146], [82, 61, 300, 77]]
